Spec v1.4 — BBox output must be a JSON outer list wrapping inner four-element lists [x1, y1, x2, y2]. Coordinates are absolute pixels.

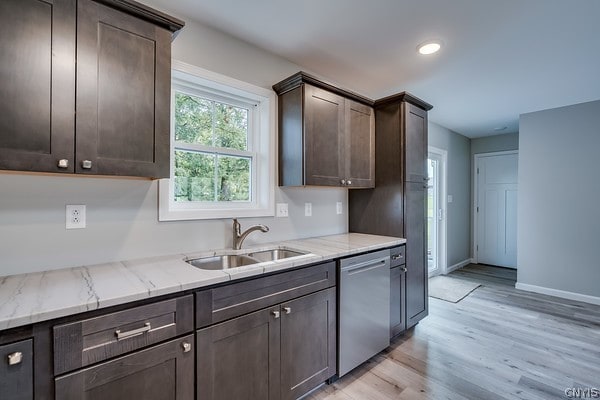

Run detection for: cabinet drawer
[[54, 295, 193, 375], [0, 339, 33, 400], [390, 245, 406, 267], [55, 334, 194, 400], [196, 262, 336, 328]]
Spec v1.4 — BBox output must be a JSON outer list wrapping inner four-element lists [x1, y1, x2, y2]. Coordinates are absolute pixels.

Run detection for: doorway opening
[[427, 147, 447, 277], [473, 151, 518, 269]]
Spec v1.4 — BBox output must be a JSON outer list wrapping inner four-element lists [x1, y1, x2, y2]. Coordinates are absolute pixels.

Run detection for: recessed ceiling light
[[417, 40, 442, 55], [493, 126, 508, 131]]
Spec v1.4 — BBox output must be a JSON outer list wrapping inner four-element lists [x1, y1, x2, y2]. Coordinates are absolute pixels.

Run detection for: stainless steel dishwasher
[[338, 249, 390, 377]]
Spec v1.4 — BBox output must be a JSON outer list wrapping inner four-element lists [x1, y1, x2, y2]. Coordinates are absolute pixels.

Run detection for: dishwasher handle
[[341, 256, 389, 274]]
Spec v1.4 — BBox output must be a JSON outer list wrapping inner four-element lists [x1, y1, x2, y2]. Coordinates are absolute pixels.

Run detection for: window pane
[[214, 102, 248, 150], [174, 150, 215, 202], [174, 93, 213, 146], [217, 155, 251, 201]]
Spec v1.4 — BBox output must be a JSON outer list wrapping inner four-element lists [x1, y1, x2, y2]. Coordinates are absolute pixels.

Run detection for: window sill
[[158, 179, 274, 221]]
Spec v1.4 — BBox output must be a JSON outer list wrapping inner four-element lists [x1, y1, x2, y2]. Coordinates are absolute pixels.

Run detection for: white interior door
[[476, 152, 518, 268]]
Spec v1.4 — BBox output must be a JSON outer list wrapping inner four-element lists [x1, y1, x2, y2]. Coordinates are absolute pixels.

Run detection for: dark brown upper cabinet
[[0, 0, 76, 174], [0, 0, 184, 178], [273, 72, 375, 188]]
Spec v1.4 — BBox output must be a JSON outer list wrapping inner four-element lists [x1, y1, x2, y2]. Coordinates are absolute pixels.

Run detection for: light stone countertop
[[0, 233, 405, 331]]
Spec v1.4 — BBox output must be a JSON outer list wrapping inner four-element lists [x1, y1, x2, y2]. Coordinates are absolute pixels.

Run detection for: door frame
[[428, 146, 447, 276], [472, 150, 519, 265]]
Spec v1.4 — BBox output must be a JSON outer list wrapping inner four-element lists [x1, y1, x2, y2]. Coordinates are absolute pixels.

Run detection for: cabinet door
[[55, 335, 194, 400], [403, 102, 428, 183], [303, 85, 345, 186], [280, 288, 336, 400], [76, 0, 171, 178], [197, 306, 281, 400], [390, 266, 407, 337], [0, 339, 33, 400], [0, 0, 75, 173], [346, 100, 375, 188], [405, 181, 428, 328]]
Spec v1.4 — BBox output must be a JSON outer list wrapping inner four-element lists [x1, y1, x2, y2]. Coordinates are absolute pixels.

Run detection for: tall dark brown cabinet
[[349, 92, 433, 332]]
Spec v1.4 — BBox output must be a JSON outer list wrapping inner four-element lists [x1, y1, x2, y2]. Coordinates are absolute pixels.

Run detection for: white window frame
[[159, 61, 275, 221]]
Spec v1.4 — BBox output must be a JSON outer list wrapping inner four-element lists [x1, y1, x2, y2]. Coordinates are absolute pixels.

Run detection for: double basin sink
[[186, 248, 308, 270]]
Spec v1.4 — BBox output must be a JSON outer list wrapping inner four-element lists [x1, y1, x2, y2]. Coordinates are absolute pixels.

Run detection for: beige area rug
[[428, 275, 481, 303]]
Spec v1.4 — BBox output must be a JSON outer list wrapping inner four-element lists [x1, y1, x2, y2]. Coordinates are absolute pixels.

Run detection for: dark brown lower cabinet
[[54, 335, 194, 400], [197, 288, 336, 400], [390, 265, 407, 337], [280, 288, 336, 400], [405, 182, 428, 328], [0, 339, 33, 400]]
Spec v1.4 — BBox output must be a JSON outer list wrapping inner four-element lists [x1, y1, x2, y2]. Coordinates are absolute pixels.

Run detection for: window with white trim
[[159, 62, 275, 221]]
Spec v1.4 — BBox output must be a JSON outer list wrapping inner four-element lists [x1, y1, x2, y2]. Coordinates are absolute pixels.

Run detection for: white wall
[[0, 15, 347, 277], [518, 100, 600, 300], [428, 122, 471, 268]]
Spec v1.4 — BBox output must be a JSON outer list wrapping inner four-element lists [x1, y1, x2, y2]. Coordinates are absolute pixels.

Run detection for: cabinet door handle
[[57, 159, 69, 169], [283, 307, 291, 314], [347, 180, 352, 186], [81, 160, 93, 169], [115, 322, 151, 340], [272, 310, 280, 319], [340, 179, 346, 186], [181, 341, 192, 353], [7, 352, 23, 366], [402, 267, 407, 273]]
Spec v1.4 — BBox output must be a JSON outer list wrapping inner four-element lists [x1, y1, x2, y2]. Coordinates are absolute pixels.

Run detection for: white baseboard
[[515, 282, 600, 306], [446, 258, 473, 274]]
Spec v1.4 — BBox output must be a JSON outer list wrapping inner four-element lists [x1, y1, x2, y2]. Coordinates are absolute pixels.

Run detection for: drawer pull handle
[[182, 341, 192, 353], [391, 254, 403, 260], [115, 322, 151, 340], [283, 307, 292, 314], [7, 352, 23, 366]]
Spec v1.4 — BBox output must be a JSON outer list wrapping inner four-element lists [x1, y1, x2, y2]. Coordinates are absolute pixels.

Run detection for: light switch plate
[[336, 202, 343, 215], [304, 203, 312, 217], [276, 203, 289, 217]]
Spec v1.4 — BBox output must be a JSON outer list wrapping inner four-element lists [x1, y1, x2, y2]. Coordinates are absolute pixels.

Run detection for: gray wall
[[0, 16, 347, 276], [471, 132, 519, 155], [518, 100, 600, 298], [428, 122, 471, 268]]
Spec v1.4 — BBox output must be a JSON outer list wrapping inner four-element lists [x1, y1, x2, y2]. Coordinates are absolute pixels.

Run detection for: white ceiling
[[148, 0, 600, 138]]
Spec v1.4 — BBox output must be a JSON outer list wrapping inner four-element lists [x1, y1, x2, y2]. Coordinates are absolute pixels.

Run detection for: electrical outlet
[[276, 203, 289, 218], [304, 203, 312, 217], [66, 205, 86, 229], [336, 202, 343, 215]]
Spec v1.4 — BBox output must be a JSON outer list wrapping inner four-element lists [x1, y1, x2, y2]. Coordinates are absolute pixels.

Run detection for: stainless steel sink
[[186, 254, 259, 270], [246, 249, 307, 262], [186, 248, 308, 270]]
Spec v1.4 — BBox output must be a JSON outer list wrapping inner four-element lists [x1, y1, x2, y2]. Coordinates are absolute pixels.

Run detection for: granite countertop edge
[[0, 233, 405, 331]]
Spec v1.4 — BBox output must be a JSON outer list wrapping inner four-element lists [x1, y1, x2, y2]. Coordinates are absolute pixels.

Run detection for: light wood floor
[[307, 264, 600, 400]]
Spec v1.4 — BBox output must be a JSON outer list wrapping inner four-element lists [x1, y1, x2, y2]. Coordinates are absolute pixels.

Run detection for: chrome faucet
[[232, 219, 269, 250]]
